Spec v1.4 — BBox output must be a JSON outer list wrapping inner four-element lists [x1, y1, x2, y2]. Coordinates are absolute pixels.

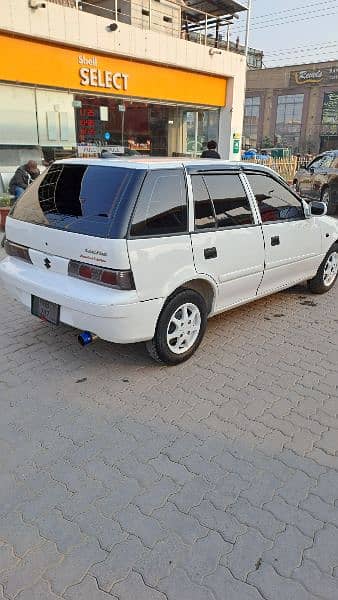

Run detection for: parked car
[[0, 159, 337, 364], [242, 148, 270, 160], [293, 150, 338, 215]]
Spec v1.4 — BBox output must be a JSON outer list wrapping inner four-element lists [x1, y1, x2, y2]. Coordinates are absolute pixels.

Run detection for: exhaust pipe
[[78, 331, 98, 347]]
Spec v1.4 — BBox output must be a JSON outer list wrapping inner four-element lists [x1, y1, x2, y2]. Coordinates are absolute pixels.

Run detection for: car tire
[[146, 289, 207, 365], [307, 245, 338, 294], [321, 188, 334, 215]]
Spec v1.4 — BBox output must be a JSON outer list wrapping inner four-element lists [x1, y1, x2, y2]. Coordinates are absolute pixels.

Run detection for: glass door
[[181, 109, 219, 157]]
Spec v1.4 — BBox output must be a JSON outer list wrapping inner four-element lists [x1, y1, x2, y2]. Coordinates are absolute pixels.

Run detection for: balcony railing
[[46, 0, 260, 64]]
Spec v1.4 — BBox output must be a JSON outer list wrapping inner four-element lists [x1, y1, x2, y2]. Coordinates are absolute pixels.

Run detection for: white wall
[[0, 85, 38, 145], [0, 0, 245, 79], [35, 89, 76, 147]]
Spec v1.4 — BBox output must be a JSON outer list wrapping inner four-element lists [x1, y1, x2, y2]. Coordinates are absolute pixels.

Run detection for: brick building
[[244, 60, 338, 154]]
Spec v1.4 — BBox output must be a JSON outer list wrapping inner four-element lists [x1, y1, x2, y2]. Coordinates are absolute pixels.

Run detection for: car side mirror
[[309, 166, 315, 174], [310, 200, 327, 217]]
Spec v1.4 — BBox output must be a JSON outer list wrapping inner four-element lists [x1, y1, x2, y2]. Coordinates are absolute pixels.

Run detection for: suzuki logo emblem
[[44, 257, 51, 269]]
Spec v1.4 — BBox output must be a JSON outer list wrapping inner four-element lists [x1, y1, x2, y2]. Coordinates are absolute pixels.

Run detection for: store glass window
[[275, 94, 304, 152], [74, 96, 220, 159], [243, 97, 261, 148]]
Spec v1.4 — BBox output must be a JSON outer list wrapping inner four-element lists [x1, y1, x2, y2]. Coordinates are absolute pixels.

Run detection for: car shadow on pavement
[[0, 372, 336, 600], [0, 271, 337, 598]]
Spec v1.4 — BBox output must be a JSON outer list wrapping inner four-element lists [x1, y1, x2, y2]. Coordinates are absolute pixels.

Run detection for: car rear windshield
[[10, 163, 145, 238]]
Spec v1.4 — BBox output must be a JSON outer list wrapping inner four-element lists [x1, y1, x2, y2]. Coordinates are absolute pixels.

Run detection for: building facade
[[0, 0, 251, 170], [244, 60, 338, 154]]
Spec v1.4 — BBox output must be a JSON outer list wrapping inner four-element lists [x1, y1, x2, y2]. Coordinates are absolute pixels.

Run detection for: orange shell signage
[[0, 34, 226, 107]]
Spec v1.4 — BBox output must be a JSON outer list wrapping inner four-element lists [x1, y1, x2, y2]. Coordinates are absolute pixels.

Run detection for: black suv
[[293, 150, 338, 215]]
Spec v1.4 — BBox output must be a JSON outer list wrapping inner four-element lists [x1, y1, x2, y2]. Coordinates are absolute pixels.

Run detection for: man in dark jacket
[[201, 140, 221, 159], [9, 161, 40, 200]]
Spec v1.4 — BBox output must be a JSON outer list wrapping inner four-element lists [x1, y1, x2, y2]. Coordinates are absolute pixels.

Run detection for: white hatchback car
[[0, 158, 337, 364]]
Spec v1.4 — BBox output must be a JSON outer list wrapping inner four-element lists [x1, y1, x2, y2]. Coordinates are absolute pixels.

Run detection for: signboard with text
[[290, 65, 338, 86], [0, 33, 227, 107]]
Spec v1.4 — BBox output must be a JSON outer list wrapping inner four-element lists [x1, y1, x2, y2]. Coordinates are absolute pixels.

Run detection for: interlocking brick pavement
[[0, 245, 338, 599]]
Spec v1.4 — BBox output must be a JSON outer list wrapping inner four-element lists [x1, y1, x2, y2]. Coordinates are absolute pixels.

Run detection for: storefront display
[[0, 32, 225, 162]]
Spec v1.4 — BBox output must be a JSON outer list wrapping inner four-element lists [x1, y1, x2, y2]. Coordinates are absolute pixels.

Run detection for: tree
[[261, 136, 273, 148]]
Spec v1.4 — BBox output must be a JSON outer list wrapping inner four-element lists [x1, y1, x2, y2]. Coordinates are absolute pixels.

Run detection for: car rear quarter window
[[11, 164, 145, 238], [130, 169, 188, 237], [246, 173, 304, 222]]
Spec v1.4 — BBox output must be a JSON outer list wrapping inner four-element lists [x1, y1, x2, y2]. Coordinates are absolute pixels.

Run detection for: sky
[[231, 0, 338, 67]]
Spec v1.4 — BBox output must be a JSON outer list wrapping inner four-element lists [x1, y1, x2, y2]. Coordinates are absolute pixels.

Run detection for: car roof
[[54, 157, 276, 174]]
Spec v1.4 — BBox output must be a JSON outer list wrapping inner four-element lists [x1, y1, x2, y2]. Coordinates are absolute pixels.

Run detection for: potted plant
[[0, 194, 12, 230]]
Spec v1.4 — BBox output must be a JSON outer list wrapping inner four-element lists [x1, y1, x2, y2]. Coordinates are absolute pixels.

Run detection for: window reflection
[[243, 96, 261, 149], [275, 94, 304, 152]]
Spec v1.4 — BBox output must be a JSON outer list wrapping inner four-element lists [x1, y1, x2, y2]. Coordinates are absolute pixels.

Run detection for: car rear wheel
[[146, 289, 207, 365], [307, 245, 338, 294]]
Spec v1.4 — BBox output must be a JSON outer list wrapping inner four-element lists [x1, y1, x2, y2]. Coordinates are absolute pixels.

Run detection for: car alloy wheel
[[323, 251, 338, 287], [166, 302, 201, 355], [146, 289, 207, 364]]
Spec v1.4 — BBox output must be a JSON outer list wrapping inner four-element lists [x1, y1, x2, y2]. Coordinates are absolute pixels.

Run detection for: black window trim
[[243, 170, 306, 224], [191, 171, 256, 232], [127, 167, 189, 239]]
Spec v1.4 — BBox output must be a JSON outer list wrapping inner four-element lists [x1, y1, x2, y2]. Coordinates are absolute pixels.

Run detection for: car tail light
[[4, 240, 32, 263], [68, 260, 135, 290]]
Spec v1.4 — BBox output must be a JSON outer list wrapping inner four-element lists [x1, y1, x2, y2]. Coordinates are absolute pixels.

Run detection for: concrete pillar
[[218, 65, 246, 160]]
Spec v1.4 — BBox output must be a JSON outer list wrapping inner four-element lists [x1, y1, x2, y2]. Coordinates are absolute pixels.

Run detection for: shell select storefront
[[0, 33, 226, 162]]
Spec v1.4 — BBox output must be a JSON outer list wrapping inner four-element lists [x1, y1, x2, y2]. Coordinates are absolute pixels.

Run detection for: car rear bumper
[[0, 257, 163, 343]]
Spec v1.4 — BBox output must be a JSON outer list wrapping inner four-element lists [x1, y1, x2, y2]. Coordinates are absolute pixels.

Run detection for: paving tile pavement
[[0, 245, 338, 598]]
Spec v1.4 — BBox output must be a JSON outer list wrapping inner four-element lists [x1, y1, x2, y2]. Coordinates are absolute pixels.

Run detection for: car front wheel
[[146, 289, 207, 364], [308, 245, 338, 294]]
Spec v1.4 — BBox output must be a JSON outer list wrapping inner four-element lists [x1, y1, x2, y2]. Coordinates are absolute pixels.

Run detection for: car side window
[[203, 174, 254, 228], [130, 169, 187, 237], [320, 155, 334, 168], [192, 173, 254, 230], [246, 173, 304, 223], [191, 175, 216, 230]]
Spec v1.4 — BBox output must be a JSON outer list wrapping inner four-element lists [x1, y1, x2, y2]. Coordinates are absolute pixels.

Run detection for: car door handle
[[204, 247, 217, 259], [271, 236, 280, 246]]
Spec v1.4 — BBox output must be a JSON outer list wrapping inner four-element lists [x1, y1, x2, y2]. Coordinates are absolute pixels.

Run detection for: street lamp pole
[[244, 0, 252, 56]]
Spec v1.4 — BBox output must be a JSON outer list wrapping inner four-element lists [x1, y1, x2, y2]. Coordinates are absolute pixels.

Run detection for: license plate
[[31, 296, 60, 325]]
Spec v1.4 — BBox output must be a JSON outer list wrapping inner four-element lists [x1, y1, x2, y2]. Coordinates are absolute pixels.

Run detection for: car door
[[298, 155, 323, 199], [312, 154, 334, 200], [189, 171, 265, 311], [245, 172, 323, 295]]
